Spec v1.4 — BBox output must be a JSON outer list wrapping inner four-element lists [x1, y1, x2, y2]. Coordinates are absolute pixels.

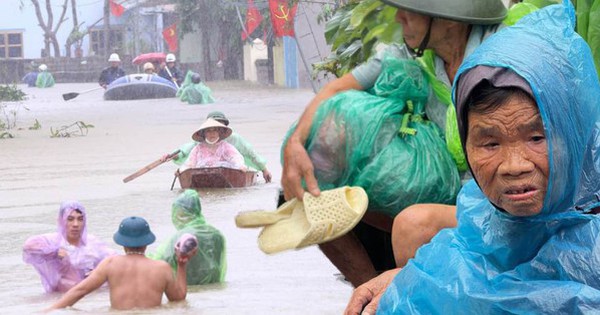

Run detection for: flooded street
[[0, 82, 352, 314]]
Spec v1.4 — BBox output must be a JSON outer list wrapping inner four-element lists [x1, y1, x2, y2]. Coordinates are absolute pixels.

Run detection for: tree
[[175, 0, 245, 80], [31, 0, 70, 58]]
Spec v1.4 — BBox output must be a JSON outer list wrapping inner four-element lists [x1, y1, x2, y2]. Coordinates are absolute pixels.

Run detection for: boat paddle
[[123, 149, 181, 183], [62, 86, 104, 101], [164, 66, 180, 89]]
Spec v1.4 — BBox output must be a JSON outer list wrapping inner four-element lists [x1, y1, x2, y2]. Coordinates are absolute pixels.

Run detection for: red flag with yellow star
[[242, 0, 263, 40], [269, 0, 298, 37], [109, 0, 124, 17], [162, 23, 178, 52]]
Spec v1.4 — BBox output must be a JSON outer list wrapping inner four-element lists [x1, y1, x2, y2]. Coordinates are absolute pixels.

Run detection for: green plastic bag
[[285, 57, 460, 217], [149, 190, 226, 284]]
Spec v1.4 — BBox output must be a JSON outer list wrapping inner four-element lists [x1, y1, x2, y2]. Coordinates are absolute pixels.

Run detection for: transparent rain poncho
[[379, 2, 600, 313], [282, 56, 461, 217], [35, 71, 55, 88], [177, 70, 215, 104], [149, 190, 227, 284], [173, 133, 268, 172], [182, 140, 246, 171], [22, 201, 115, 293]]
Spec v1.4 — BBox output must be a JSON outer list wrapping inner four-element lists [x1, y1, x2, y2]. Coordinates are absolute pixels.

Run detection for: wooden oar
[[62, 86, 104, 101], [123, 150, 181, 183], [165, 66, 180, 89]]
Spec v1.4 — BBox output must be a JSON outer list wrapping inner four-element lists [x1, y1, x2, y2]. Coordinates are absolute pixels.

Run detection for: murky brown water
[[0, 82, 352, 314]]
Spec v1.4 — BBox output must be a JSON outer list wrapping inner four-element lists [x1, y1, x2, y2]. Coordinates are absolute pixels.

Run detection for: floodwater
[[0, 82, 352, 314]]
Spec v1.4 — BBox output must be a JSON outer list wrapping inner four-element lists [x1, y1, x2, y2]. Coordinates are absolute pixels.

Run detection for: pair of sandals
[[235, 186, 369, 254]]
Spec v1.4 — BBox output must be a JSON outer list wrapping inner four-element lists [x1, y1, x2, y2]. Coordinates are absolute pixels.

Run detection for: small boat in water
[[104, 73, 177, 101], [178, 167, 258, 188]]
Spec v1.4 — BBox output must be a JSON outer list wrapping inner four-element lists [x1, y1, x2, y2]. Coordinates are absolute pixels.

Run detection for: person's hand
[[57, 248, 68, 260], [175, 247, 198, 265], [262, 169, 272, 183], [100, 83, 107, 89], [160, 153, 171, 162], [282, 138, 320, 201], [344, 268, 400, 315]]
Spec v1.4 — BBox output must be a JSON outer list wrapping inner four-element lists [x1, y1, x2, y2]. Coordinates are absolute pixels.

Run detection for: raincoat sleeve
[[182, 144, 201, 169], [23, 233, 72, 292], [226, 133, 267, 171], [223, 144, 247, 171], [172, 141, 197, 165]]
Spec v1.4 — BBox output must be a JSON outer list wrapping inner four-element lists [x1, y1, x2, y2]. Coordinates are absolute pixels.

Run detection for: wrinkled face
[[66, 210, 85, 243], [395, 9, 432, 49], [204, 127, 221, 143], [466, 95, 549, 216]]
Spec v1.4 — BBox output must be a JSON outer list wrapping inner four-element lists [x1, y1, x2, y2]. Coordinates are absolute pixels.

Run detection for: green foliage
[[0, 85, 26, 102], [50, 121, 94, 138], [0, 92, 28, 139], [29, 119, 41, 130], [312, 0, 402, 78]]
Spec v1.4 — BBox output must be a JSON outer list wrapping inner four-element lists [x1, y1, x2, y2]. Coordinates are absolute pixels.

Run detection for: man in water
[[46, 216, 196, 311]]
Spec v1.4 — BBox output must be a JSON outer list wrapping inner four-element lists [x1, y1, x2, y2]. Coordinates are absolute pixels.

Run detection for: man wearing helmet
[[280, 0, 508, 287], [98, 53, 126, 89], [159, 53, 183, 87]]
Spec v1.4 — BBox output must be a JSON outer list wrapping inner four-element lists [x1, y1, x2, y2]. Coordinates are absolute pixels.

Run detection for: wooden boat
[[178, 167, 258, 188], [104, 73, 177, 100]]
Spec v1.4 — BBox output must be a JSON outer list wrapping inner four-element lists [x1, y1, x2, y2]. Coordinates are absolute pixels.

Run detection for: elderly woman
[[346, 2, 600, 314], [23, 201, 115, 293], [181, 118, 247, 171], [149, 189, 227, 284]]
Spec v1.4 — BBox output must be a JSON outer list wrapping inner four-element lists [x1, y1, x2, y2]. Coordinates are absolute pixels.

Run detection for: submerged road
[[0, 81, 352, 314]]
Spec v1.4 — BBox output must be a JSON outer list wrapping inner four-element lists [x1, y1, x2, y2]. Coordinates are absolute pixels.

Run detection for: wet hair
[[463, 80, 534, 134], [191, 73, 201, 84]]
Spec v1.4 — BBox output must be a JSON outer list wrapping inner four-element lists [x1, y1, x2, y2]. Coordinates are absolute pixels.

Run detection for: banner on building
[[269, 0, 298, 37], [162, 23, 178, 52], [242, 0, 263, 40]]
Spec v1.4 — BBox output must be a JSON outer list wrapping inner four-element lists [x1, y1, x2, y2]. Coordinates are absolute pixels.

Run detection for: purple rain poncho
[[22, 201, 115, 293]]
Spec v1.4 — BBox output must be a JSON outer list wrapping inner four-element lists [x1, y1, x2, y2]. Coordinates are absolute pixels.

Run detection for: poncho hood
[[172, 189, 206, 230], [57, 200, 88, 245]]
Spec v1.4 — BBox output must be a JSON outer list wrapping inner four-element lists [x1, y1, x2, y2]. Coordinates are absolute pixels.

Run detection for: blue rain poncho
[[149, 190, 226, 284], [378, 1, 600, 313]]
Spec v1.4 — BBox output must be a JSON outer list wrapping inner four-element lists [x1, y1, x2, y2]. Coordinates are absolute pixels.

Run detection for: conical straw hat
[[192, 118, 232, 142]]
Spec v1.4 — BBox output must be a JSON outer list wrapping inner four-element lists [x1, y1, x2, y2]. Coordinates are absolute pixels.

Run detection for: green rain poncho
[[35, 71, 55, 88], [149, 189, 226, 284], [177, 71, 215, 104]]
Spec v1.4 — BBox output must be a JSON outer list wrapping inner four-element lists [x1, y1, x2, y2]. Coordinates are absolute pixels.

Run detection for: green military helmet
[[381, 0, 507, 25]]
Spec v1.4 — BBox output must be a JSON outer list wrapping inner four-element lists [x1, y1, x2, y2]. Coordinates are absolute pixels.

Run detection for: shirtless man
[[46, 216, 197, 311]]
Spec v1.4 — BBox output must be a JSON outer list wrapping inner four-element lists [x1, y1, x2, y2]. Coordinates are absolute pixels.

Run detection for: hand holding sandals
[[281, 137, 321, 201]]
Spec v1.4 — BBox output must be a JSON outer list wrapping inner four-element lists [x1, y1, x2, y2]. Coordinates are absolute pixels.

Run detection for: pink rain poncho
[[22, 201, 115, 293], [183, 141, 246, 170]]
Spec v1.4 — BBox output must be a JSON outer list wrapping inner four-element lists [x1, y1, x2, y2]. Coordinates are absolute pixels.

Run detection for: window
[[89, 28, 124, 56], [0, 31, 23, 58]]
